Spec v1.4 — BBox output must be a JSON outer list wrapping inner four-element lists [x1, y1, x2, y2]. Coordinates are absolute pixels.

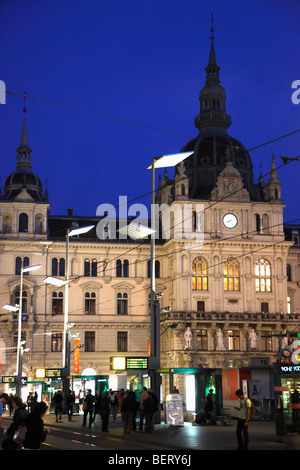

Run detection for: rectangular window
[[197, 301, 205, 312], [85, 293, 96, 314], [261, 302, 269, 313], [261, 330, 272, 351], [85, 331, 95, 352], [228, 330, 240, 351], [117, 332, 128, 352], [51, 333, 62, 352], [196, 329, 208, 350]]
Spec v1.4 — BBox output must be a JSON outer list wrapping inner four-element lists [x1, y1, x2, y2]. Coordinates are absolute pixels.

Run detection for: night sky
[[0, 0, 299, 223]]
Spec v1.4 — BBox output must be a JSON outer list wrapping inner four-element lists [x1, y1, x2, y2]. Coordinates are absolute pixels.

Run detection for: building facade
[[0, 32, 299, 420]]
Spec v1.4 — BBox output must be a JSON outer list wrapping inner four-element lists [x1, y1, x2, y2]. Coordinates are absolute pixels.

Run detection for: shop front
[[274, 359, 300, 436], [160, 367, 223, 421]]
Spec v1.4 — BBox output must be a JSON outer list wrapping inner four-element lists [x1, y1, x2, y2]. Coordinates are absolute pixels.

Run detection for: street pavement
[[2, 410, 292, 453]]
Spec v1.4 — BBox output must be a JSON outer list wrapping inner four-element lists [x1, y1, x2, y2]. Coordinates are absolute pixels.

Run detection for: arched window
[[15, 256, 29, 275], [85, 292, 96, 315], [52, 291, 64, 315], [84, 259, 97, 277], [14, 290, 27, 313], [116, 259, 129, 277], [117, 292, 128, 315], [255, 258, 271, 292], [224, 258, 240, 291], [192, 257, 208, 291], [19, 213, 28, 232], [147, 260, 160, 278], [52, 258, 65, 276]]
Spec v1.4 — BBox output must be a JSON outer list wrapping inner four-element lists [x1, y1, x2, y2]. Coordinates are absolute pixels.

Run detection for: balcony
[[161, 310, 300, 323]]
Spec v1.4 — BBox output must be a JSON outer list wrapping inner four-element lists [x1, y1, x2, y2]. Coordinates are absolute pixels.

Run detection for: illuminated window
[[224, 258, 240, 291], [255, 258, 271, 292], [228, 330, 240, 350], [196, 329, 208, 350], [192, 257, 208, 291]]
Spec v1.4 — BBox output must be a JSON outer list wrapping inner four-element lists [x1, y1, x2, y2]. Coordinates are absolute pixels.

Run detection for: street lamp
[[44, 224, 94, 408], [3, 263, 41, 396], [146, 152, 193, 411]]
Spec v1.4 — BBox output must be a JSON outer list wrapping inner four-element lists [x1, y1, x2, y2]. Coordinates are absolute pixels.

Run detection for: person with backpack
[[234, 389, 252, 451]]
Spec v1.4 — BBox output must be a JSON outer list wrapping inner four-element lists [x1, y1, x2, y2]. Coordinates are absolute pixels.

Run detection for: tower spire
[[16, 92, 32, 169]]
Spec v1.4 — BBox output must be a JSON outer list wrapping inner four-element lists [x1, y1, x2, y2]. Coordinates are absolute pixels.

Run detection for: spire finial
[[23, 91, 27, 116], [210, 12, 214, 39]]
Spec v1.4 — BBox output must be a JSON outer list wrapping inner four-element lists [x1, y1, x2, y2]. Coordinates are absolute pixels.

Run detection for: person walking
[[2, 396, 28, 450], [111, 392, 119, 421], [234, 389, 251, 450], [138, 387, 148, 431], [66, 390, 75, 421], [82, 389, 95, 427], [121, 391, 137, 434], [93, 390, 102, 422], [22, 401, 51, 450], [0, 392, 9, 442], [143, 391, 155, 433], [100, 391, 110, 432], [53, 390, 63, 422]]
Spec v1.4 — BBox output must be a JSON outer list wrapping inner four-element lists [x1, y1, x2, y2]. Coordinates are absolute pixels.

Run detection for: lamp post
[[146, 152, 193, 407], [3, 263, 41, 396], [44, 225, 94, 409]]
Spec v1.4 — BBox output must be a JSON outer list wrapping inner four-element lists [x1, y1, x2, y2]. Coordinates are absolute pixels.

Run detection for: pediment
[[211, 161, 250, 202], [14, 188, 35, 201]]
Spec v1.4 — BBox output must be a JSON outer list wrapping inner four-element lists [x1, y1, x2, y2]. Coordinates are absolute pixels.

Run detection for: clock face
[[223, 213, 238, 229]]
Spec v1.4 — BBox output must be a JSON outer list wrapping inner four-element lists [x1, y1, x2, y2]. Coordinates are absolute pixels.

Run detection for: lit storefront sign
[[110, 357, 148, 370], [74, 338, 80, 374], [35, 368, 62, 379]]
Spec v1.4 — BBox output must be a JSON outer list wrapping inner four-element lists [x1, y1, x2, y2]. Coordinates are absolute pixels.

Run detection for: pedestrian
[[82, 389, 95, 427], [234, 389, 251, 450], [66, 390, 75, 421], [93, 390, 102, 422], [8, 393, 14, 416], [121, 391, 137, 434], [143, 391, 155, 433], [53, 390, 63, 422], [0, 392, 9, 442], [111, 392, 119, 421], [26, 392, 33, 413], [100, 391, 110, 432], [148, 389, 159, 431], [139, 386, 148, 431], [22, 401, 51, 450], [2, 396, 28, 450]]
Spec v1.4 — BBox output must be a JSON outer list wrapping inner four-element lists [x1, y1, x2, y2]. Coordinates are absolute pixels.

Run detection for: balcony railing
[[161, 310, 300, 323]]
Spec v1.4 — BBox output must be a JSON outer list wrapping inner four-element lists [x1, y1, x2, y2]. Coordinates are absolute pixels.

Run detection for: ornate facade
[[0, 32, 299, 414]]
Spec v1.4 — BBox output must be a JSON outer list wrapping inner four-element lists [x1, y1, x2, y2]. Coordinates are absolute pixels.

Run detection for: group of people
[[0, 393, 51, 450], [79, 387, 159, 434]]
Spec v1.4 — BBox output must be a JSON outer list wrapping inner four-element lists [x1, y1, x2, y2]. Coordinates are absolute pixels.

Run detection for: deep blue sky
[[0, 0, 299, 223]]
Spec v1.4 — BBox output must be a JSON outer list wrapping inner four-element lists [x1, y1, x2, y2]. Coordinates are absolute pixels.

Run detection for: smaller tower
[[266, 157, 282, 203]]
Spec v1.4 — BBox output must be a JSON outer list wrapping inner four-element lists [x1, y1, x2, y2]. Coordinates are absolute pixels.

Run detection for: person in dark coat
[[2, 396, 28, 450], [22, 401, 50, 450], [82, 389, 95, 427], [121, 391, 137, 434], [100, 391, 110, 432], [66, 390, 75, 421], [143, 391, 155, 433], [53, 390, 63, 422]]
